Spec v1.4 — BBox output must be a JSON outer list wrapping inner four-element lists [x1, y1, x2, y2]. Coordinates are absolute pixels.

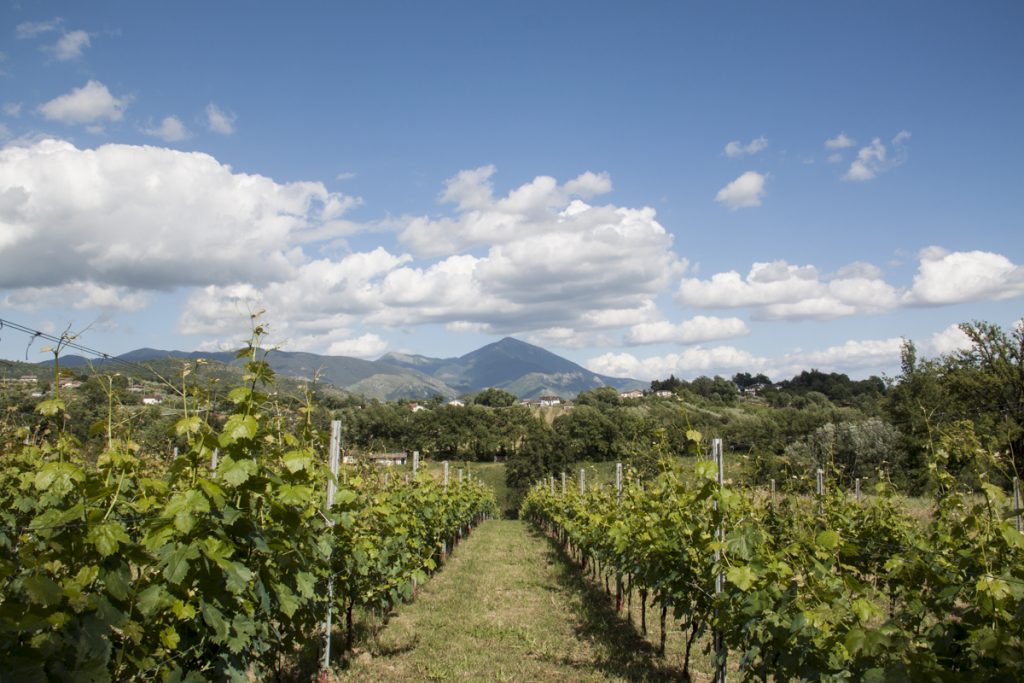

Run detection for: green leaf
[[815, 529, 841, 550], [136, 584, 170, 617], [227, 387, 253, 405], [36, 398, 66, 416], [694, 460, 717, 479], [219, 457, 257, 486], [103, 567, 131, 601], [219, 414, 258, 445], [845, 626, 867, 655], [274, 583, 300, 618], [161, 543, 200, 585], [726, 565, 756, 591], [1001, 525, 1024, 549], [294, 572, 316, 599], [222, 561, 253, 594], [282, 449, 313, 474], [174, 416, 202, 436], [160, 625, 180, 650], [201, 603, 230, 642], [87, 521, 131, 557], [276, 483, 312, 506], [23, 575, 63, 606]]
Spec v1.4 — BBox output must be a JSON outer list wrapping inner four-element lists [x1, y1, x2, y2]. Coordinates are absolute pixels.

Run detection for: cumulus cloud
[[52, 30, 90, 61], [142, 115, 189, 142], [1, 282, 148, 311], [587, 346, 768, 381], [16, 18, 63, 39], [178, 165, 684, 347], [677, 248, 1024, 321], [843, 131, 910, 181], [38, 81, 130, 124], [926, 324, 973, 355], [676, 259, 899, 320], [774, 338, 904, 376], [905, 247, 1024, 305], [714, 171, 766, 210], [625, 316, 749, 345], [0, 139, 359, 293], [205, 103, 236, 135], [724, 136, 768, 158], [326, 333, 388, 358], [825, 133, 856, 150], [589, 332, 924, 382]]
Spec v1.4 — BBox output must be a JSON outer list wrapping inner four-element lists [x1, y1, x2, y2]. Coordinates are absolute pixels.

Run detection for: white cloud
[[336, 171, 357, 181], [1, 282, 148, 311], [843, 132, 910, 182], [724, 136, 768, 158], [677, 248, 1024, 322], [775, 338, 904, 375], [38, 81, 130, 124], [844, 138, 885, 181], [625, 316, 749, 345], [205, 103, 236, 135], [0, 139, 360, 295], [326, 333, 388, 359], [0, 123, 10, 140], [16, 18, 63, 39], [178, 166, 685, 346], [52, 30, 90, 61], [926, 324, 973, 355], [714, 171, 766, 210], [676, 259, 901, 320], [4, 103, 23, 117], [587, 346, 767, 381], [142, 115, 189, 142], [825, 133, 856, 150], [589, 333, 920, 383], [906, 247, 1024, 305]]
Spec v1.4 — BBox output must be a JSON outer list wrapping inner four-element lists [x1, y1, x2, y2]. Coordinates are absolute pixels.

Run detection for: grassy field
[[333, 519, 686, 682]]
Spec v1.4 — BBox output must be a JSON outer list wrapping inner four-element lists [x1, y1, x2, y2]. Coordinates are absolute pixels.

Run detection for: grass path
[[334, 519, 684, 682]]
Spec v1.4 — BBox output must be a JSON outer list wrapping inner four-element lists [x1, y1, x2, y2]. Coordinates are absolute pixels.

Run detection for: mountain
[[37, 337, 643, 401], [112, 348, 456, 401], [377, 337, 644, 399]]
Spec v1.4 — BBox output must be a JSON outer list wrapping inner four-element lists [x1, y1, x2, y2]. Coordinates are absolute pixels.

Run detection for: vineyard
[[522, 444, 1024, 681], [0, 338, 497, 682]]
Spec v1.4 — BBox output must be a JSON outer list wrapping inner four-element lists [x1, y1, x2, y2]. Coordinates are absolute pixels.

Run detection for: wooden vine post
[[579, 468, 586, 495], [816, 468, 824, 514], [320, 419, 342, 678], [712, 438, 727, 683], [615, 462, 623, 612], [441, 461, 449, 561]]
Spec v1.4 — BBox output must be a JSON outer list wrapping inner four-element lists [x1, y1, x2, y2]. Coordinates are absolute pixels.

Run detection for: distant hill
[[33, 337, 643, 401], [377, 337, 643, 399]]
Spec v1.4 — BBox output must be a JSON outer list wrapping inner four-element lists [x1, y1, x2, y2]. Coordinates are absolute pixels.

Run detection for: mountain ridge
[[37, 337, 644, 401]]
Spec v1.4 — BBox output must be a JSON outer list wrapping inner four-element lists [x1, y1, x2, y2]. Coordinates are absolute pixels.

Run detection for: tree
[[471, 387, 517, 407]]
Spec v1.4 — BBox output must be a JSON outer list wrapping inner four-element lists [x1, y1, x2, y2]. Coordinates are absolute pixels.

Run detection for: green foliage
[[523, 459, 1023, 679], [0, 322, 497, 681]]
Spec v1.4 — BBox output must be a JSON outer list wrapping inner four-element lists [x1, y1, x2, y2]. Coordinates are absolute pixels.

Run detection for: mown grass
[[333, 519, 686, 682]]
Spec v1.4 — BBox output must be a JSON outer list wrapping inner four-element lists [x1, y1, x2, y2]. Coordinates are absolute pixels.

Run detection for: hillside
[[28, 337, 642, 401], [378, 337, 644, 398]]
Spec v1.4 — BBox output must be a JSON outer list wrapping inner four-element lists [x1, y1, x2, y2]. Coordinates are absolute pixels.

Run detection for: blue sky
[[1, 1, 1022, 381]]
